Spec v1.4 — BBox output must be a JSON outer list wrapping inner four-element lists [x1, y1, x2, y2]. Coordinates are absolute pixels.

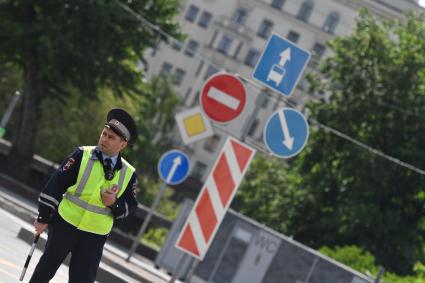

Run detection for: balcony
[[214, 15, 254, 40]]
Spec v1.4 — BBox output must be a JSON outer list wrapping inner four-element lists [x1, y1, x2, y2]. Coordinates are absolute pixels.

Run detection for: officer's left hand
[[100, 188, 117, 207], [34, 220, 48, 235]]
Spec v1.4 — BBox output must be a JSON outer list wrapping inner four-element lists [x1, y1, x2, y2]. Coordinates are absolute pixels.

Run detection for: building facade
[[143, 0, 421, 181]]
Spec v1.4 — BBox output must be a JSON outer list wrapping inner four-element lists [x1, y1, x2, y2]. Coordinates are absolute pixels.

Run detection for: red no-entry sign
[[200, 73, 247, 123]]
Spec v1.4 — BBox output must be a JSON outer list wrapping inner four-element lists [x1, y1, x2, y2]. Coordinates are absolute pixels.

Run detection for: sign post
[[200, 73, 247, 123], [126, 150, 190, 261], [169, 253, 190, 283], [0, 91, 21, 139], [175, 136, 256, 260]]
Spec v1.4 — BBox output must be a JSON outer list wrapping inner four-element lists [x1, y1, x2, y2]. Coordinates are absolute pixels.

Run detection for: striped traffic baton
[[19, 234, 40, 281]]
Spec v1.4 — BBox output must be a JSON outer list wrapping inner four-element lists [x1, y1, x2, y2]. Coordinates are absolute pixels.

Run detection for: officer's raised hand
[[100, 188, 117, 206]]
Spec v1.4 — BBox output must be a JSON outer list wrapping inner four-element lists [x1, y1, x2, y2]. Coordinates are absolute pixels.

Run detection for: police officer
[[30, 108, 139, 283]]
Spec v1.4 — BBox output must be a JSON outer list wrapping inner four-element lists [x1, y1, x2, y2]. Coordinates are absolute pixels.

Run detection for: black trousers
[[29, 214, 107, 283]]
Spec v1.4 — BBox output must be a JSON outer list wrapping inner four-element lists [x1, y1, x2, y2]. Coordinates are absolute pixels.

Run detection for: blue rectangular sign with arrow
[[252, 33, 311, 98]]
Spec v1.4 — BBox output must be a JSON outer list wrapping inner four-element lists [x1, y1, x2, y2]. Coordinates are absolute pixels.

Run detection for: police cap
[[105, 108, 138, 145]]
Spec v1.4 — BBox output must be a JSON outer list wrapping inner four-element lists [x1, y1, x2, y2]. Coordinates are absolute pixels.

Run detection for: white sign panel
[[175, 106, 213, 145]]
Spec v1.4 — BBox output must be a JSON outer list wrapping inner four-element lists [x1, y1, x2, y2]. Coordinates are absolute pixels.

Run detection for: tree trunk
[[7, 62, 41, 183]]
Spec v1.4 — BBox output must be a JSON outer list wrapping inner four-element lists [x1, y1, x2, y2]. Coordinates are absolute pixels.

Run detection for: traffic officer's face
[[98, 127, 128, 156]]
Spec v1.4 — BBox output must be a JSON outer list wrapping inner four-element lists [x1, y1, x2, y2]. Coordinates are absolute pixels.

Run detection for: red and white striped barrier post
[[175, 136, 256, 260]]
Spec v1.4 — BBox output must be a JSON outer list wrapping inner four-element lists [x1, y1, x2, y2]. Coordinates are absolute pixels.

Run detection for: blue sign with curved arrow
[[263, 108, 309, 158]]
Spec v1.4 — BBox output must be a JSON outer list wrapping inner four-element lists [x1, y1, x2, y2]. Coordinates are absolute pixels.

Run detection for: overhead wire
[[115, 1, 425, 176], [236, 72, 425, 176]]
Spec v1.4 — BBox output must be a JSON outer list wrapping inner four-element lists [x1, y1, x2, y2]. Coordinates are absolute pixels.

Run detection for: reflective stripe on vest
[[58, 146, 135, 235], [66, 157, 129, 213], [64, 194, 112, 215]]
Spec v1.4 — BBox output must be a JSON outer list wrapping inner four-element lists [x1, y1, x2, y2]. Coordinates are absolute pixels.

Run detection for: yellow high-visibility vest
[[58, 146, 135, 235]]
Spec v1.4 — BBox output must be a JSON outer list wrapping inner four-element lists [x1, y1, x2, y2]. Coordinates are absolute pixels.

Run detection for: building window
[[204, 135, 221, 153], [191, 91, 200, 107], [184, 39, 199, 57], [160, 62, 173, 75], [311, 43, 326, 66], [271, 0, 285, 10], [192, 161, 207, 180], [255, 91, 269, 108], [232, 8, 248, 25], [185, 5, 199, 22], [217, 35, 233, 55], [195, 60, 204, 77], [287, 30, 300, 43], [184, 87, 192, 104], [171, 40, 183, 51], [257, 19, 274, 39], [244, 48, 260, 67], [297, 0, 314, 22], [261, 93, 269, 108], [204, 65, 220, 80], [323, 12, 339, 34], [247, 119, 259, 137], [173, 68, 186, 85], [198, 11, 212, 28], [209, 30, 218, 47], [312, 43, 325, 59], [233, 42, 243, 59]]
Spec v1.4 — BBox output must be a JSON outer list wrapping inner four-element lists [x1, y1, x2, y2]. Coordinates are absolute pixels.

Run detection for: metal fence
[[156, 199, 374, 283]]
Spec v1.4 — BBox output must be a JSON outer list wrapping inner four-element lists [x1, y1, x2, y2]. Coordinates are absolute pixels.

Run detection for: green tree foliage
[[127, 76, 181, 176], [35, 76, 180, 175], [320, 246, 425, 283], [292, 11, 425, 274], [233, 155, 306, 234], [35, 88, 137, 162], [0, 0, 181, 179], [319, 246, 377, 274]]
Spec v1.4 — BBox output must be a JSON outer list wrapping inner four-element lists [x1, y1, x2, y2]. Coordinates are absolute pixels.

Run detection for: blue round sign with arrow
[[158, 150, 190, 185], [263, 107, 309, 158]]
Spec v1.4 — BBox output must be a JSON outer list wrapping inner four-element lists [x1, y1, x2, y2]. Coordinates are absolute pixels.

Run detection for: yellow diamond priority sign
[[184, 114, 205, 137], [175, 107, 213, 145]]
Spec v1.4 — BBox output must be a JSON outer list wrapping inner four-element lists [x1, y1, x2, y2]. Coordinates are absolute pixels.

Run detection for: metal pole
[[126, 181, 167, 261], [0, 91, 20, 138], [0, 91, 20, 127], [207, 224, 238, 283], [240, 90, 266, 142], [304, 257, 319, 283], [374, 266, 385, 283], [185, 258, 199, 283], [169, 253, 188, 283]]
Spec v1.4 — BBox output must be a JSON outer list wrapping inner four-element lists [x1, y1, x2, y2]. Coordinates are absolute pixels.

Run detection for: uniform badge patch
[[62, 157, 75, 171]]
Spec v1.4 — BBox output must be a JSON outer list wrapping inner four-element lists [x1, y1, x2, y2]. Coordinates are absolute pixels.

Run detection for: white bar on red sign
[[207, 87, 240, 110], [175, 136, 256, 260]]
